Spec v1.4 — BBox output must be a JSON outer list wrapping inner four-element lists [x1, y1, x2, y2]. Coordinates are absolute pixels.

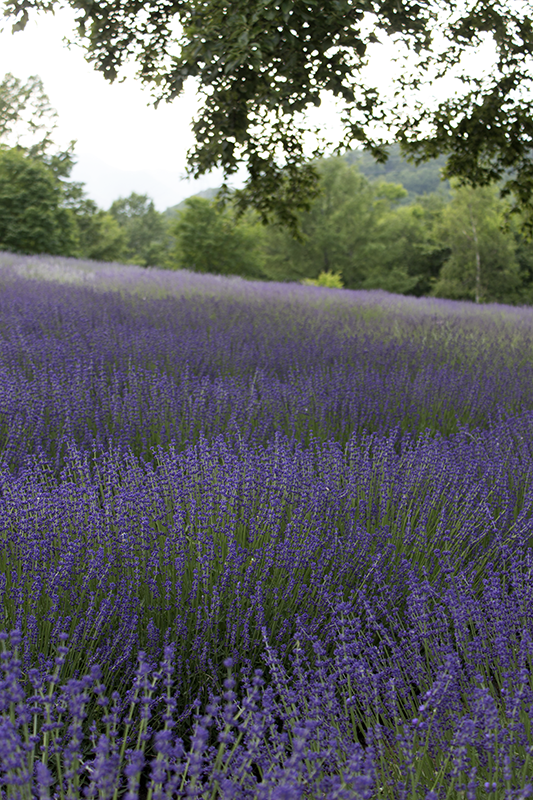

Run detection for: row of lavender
[[2, 258, 533, 472], [1, 254, 533, 798]]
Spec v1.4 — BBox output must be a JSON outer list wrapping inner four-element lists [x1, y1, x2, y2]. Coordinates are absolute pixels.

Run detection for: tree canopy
[[3, 0, 533, 229], [433, 182, 522, 304], [0, 72, 58, 156], [259, 156, 447, 293], [0, 71, 77, 181], [171, 195, 266, 278], [0, 147, 79, 255], [109, 192, 172, 267]]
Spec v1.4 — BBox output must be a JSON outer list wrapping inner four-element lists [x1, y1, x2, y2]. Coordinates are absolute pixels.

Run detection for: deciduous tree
[[171, 196, 266, 278], [109, 192, 171, 267], [432, 183, 521, 304], [0, 70, 78, 181], [360, 194, 450, 296], [0, 147, 79, 256], [73, 196, 128, 263], [0, 71, 58, 155], [0, 72, 130, 261]]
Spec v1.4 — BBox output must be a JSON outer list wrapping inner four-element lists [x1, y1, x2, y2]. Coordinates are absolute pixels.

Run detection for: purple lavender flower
[[2, 253, 533, 796]]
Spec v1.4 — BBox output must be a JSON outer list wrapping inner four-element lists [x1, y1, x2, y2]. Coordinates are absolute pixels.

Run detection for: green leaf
[[11, 10, 28, 32]]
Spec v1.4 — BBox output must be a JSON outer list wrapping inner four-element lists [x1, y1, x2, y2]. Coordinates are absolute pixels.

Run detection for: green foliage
[[3, 59, 530, 305], [77, 206, 128, 263], [360, 195, 452, 297], [512, 221, 533, 306], [109, 192, 172, 267], [4, 0, 533, 230], [1, 71, 78, 182], [0, 72, 58, 156], [0, 72, 168, 266], [0, 147, 79, 256], [170, 196, 266, 278], [60, 180, 128, 263], [261, 157, 442, 295], [302, 270, 344, 288], [0, 72, 108, 260], [432, 182, 522, 304], [261, 158, 387, 286]]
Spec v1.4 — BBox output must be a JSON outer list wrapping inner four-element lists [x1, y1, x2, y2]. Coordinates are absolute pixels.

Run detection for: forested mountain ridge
[[163, 145, 450, 219], [345, 144, 451, 202], [164, 187, 221, 219]]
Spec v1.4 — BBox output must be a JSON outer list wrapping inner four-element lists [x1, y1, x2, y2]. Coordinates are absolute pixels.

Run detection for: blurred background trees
[[0, 72, 59, 157], [108, 192, 172, 267], [0, 146, 79, 255], [170, 196, 266, 279], [72, 198, 127, 263], [432, 183, 522, 305], [2, 70, 533, 306]]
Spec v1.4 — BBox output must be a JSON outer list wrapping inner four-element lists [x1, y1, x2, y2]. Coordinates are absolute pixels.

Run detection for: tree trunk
[[468, 204, 481, 303]]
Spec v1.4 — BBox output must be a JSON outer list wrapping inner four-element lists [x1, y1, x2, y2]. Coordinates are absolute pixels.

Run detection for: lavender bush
[[1, 252, 533, 799]]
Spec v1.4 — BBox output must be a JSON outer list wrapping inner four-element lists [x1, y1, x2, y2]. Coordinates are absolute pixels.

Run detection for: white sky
[[0, 6, 238, 210], [0, 6, 498, 212]]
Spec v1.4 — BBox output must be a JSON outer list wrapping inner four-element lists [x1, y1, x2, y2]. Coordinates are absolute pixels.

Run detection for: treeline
[[172, 157, 533, 305], [2, 74, 533, 304], [0, 72, 172, 270], [3, 143, 533, 305], [0, 147, 171, 267]]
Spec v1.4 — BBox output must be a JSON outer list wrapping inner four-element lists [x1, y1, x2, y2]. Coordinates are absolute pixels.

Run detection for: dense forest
[[1, 73, 533, 305]]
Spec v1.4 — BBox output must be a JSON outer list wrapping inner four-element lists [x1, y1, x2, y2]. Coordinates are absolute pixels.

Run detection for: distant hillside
[[164, 187, 221, 219], [345, 143, 450, 201], [164, 146, 450, 218]]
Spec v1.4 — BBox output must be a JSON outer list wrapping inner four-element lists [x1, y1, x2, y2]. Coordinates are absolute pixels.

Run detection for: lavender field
[[1, 252, 533, 799]]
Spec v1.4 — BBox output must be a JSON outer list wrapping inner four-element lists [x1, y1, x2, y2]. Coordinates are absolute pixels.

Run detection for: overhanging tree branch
[[3, 0, 532, 230]]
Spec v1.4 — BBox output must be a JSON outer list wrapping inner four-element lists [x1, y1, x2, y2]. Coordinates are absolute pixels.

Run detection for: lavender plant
[[1, 251, 533, 798]]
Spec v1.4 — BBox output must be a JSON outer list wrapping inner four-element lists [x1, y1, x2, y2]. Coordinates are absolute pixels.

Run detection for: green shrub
[[301, 269, 344, 288]]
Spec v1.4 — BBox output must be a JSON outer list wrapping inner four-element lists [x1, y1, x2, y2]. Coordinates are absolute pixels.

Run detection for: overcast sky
[[0, 6, 497, 212]]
